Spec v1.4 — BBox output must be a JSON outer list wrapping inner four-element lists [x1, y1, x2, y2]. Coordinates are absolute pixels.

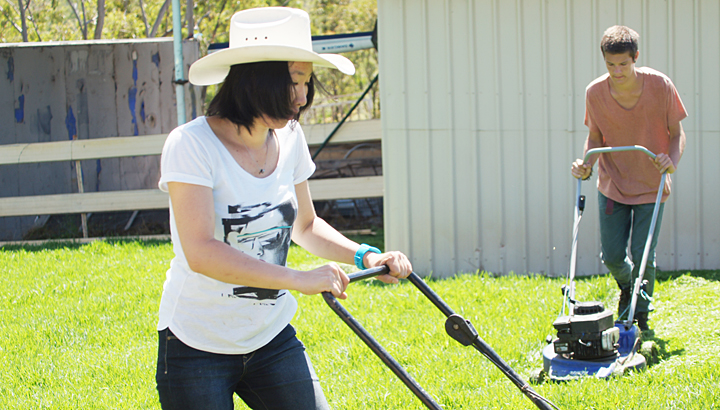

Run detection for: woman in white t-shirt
[[155, 7, 412, 410]]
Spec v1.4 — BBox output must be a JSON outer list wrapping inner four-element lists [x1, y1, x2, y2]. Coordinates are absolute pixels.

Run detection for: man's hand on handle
[[571, 159, 593, 180]]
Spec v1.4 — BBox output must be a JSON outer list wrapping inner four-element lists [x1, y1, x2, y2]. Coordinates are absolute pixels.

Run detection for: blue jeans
[[598, 192, 664, 314], [156, 324, 330, 410]]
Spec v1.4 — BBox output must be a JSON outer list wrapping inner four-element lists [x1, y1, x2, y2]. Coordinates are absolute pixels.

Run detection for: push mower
[[323, 267, 559, 410], [541, 145, 665, 381]]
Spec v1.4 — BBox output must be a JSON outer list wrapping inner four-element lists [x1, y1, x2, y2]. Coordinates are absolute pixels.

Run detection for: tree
[[2, 0, 32, 41], [94, 0, 104, 38], [67, 0, 90, 39], [17, 0, 29, 41]]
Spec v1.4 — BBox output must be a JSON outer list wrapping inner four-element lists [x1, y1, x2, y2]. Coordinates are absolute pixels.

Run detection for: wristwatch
[[354, 243, 381, 270]]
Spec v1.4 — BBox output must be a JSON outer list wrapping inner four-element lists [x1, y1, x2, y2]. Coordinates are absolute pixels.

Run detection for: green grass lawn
[[1, 239, 718, 409]]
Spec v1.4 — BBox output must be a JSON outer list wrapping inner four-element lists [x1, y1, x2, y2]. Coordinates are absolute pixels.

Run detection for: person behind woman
[[155, 7, 412, 410], [571, 25, 687, 331]]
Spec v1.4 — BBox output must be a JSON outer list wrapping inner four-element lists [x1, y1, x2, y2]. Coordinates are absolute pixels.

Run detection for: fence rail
[[0, 119, 382, 218]]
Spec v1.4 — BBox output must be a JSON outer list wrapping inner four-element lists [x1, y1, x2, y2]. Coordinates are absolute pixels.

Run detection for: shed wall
[[378, 0, 720, 277], [0, 38, 202, 240]]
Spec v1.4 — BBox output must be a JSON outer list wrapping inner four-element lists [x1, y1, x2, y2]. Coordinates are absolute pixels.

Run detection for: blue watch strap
[[354, 243, 381, 270]]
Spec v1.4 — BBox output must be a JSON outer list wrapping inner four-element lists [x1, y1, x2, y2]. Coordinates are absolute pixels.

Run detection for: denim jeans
[[598, 192, 664, 314], [156, 324, 330, 410]]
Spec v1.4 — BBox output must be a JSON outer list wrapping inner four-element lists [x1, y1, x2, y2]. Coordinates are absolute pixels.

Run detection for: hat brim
[[188, 45, 355, 86]]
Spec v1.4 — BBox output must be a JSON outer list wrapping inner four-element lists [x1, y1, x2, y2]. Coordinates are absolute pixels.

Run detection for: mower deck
[[542, 322, 646, 380]]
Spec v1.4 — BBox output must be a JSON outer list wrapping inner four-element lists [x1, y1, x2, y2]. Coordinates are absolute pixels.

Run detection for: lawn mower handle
[[323, 267, 558, 410], [348, 266, 457, 316], [583, 144, 657, 162], [575, 145, 666, 327], [323, 267, 443, 410], [347, 265, 390, 283], [567, 145, 661, 312]]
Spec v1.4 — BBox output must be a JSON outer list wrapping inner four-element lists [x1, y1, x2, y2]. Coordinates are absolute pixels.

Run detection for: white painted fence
[[0, 119, 382, 222]]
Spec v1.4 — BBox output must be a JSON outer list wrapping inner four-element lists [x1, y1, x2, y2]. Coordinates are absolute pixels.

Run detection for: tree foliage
[[189, 0, 380, 122], [1, 0, 379, 122], [306, 0, 379, 122]]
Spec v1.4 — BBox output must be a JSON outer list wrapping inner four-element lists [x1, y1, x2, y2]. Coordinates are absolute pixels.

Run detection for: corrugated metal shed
[[378, 0, 719, 277]]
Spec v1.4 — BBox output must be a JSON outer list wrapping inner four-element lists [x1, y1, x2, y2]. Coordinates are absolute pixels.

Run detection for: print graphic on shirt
[[222, 200, 296, 301], [232, 286, 286, 301]]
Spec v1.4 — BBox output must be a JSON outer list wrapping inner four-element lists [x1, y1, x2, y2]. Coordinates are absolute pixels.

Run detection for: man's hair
[[600, 25, 639, 60], [206, 61, 316, 131]]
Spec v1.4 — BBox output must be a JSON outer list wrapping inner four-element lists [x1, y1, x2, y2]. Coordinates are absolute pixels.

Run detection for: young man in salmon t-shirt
[[571, 25, 687, 331]]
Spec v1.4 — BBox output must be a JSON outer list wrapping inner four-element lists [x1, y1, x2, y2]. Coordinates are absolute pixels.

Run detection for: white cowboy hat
[[188, 7, 355, 85]]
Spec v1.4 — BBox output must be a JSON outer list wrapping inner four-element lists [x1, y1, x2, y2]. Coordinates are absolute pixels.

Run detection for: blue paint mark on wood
[[128, 59, 139, 136], [190, 88, 197, 120], [6, 56, 13, 82], [14, 95, 24, 123], [152, 52, 160, 68], [65, 106, 77, 139], [96, 159, 102, 191]]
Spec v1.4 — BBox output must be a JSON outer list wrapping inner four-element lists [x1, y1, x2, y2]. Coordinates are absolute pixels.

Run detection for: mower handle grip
[[319, 266, 394, 303], [348, 265, 390, 283], [583, 145, 657, 163]]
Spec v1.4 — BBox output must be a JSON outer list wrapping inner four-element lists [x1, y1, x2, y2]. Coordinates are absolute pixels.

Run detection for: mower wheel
[[529, 368, 547, 384], [640, 340, 660, 365]]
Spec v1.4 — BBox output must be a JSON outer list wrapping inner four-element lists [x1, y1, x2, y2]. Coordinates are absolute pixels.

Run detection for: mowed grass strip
[[1, 240, 718, 409]]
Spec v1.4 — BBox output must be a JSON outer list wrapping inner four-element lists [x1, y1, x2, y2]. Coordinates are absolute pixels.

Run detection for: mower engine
[[551, 301, 620, 360]]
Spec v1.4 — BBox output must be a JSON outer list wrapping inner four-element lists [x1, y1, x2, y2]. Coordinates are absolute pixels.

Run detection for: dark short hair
[[206, 61, 316, 131], [600, 25, 639, 60]]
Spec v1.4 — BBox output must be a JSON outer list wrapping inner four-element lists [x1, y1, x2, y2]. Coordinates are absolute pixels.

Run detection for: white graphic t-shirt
[[157, 116, 315, 354]]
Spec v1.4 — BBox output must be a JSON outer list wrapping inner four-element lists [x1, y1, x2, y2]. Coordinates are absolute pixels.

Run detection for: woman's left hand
[[364, 251, 413, 284]]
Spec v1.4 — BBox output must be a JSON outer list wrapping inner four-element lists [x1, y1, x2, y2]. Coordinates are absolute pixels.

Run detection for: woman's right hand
[[296, 262, 350, 299], [571, 159, 592, 180]]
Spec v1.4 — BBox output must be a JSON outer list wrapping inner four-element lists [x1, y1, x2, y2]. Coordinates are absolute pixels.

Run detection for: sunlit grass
[[1, 240, 718, 409]]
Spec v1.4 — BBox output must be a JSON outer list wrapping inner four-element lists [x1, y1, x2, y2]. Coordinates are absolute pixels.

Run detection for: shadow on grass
[[656, 269, 720, 282], [640, 332, 686, 366]]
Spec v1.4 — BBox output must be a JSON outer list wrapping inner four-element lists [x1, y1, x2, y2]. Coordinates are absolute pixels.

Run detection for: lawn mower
[[323, 266, 559, 410], [541, 145, 666, 381]]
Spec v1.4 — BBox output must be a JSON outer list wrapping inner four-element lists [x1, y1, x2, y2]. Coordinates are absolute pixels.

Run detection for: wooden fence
[[0, 119, 382, 234]]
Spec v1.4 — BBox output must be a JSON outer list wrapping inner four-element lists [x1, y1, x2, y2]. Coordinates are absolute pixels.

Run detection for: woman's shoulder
[[166, 117, 215, 147], [163, 116, 222, 158], [168, 116, 211, 139]]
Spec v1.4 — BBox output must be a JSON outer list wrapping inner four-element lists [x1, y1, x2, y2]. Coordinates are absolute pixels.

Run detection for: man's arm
[[571, 129, 604, 179], [652, 121, 686, 174]]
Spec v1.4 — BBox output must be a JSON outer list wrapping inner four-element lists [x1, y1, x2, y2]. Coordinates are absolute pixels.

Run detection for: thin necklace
[[241, 132, 270, 175]]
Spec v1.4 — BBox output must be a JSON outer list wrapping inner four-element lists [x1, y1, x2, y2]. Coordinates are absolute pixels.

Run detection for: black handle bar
[[347, 265, 390, 283], [322, 266, 559, 410]]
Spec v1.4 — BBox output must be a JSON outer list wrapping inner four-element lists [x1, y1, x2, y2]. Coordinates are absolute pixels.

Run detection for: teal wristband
[[354, 244, 381, 270]]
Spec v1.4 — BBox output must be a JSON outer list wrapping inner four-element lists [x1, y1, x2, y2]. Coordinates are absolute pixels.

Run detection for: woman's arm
[[292, 180, 412, 283], [167, 181, 349, 298]]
